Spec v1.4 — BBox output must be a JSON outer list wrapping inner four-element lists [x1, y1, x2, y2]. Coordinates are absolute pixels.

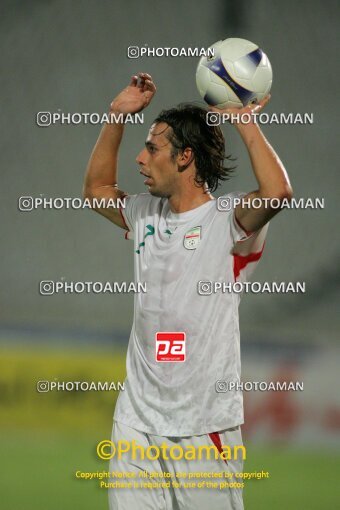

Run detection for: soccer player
[[84, 72, 292, 510]]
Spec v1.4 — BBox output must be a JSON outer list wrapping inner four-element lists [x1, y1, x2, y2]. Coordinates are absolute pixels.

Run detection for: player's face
[[136, 123, 180, 198]]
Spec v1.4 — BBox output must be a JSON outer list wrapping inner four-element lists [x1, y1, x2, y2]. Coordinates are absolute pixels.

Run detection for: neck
[[168, 187, 214, 213]]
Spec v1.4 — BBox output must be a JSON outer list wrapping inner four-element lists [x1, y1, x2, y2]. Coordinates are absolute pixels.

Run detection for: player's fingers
[[255, 94, 271, 111], [247, 101, 262, 114], [144, 79, 156, 93], [138, 73, 154, 91], [129, 75, 138, 86], [138, 72, 153, 80], [137, 72, 147, 83], [261, 94, 271, 106], [137, 73, 145, 89], [247, 103, 259, 113], [141, 80, 154, 94]]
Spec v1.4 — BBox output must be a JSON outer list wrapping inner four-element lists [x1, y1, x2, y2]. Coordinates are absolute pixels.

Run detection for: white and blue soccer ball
[[196, 38, 273, 109]]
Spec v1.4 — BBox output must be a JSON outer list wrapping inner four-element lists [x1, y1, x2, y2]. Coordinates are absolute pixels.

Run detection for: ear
[[177, 147, 194, 171]]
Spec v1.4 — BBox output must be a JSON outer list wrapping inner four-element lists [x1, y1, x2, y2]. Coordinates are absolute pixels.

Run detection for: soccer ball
[[196, 38, 272, 109]]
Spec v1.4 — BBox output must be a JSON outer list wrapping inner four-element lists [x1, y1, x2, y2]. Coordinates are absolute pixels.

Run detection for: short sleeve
[[220, 192, 269, 282], [119, 193, 158, 241], [226, 191, 269, 256]]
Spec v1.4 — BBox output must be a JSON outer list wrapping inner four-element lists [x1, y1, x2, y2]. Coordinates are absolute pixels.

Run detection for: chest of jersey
[[133, 209, 234, 286]]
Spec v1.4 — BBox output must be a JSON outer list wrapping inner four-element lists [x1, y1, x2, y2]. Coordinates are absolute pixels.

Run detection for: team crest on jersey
[[184, 226, 201, 250]]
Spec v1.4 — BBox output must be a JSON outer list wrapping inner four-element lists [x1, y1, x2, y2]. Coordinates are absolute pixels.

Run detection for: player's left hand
[[209, 94, 271, 124]]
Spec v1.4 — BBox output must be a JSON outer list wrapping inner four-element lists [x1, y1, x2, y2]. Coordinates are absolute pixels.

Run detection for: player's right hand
[[110, 73, 156, 115]]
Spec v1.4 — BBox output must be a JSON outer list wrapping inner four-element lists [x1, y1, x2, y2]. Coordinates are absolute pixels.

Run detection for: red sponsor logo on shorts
[[155, 332, 186, 362]]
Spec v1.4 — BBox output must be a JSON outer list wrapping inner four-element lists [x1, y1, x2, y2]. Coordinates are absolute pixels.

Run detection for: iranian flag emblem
[[183, 226, 201, 250]]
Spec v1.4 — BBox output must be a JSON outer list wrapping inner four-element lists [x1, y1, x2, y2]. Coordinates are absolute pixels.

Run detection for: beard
[[147, 185, 171, 199]]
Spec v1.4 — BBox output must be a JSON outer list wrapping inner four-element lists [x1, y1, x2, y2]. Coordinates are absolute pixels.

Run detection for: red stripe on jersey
[[233, 244, 265, 281], [156, 332, 185, 341], [208, 432, 228, 464]]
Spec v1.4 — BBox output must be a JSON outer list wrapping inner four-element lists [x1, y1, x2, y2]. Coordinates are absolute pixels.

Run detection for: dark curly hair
[[153, 103, 234, 193]]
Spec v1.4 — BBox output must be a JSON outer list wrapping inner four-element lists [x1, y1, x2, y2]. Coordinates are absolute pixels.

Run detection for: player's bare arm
[[211, 97, 293, 235], [83, 72, 156, 227]]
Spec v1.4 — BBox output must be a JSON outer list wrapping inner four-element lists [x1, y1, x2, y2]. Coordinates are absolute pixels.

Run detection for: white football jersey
[[114, 192, 268, 436]]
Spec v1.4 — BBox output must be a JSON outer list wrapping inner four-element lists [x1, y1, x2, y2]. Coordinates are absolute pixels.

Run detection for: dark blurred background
[[1, 1, 339, 509]]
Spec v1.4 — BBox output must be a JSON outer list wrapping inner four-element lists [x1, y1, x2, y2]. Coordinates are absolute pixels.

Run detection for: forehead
[[146, 122, 172, 146]]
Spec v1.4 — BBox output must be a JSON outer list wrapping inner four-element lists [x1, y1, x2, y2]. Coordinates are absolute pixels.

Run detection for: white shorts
[[108, 420, 244, 510]]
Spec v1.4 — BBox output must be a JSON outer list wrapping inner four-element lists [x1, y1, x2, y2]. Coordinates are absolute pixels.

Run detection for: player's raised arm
[[83, 72, 156, 227], [211, 97, 293, 235]]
